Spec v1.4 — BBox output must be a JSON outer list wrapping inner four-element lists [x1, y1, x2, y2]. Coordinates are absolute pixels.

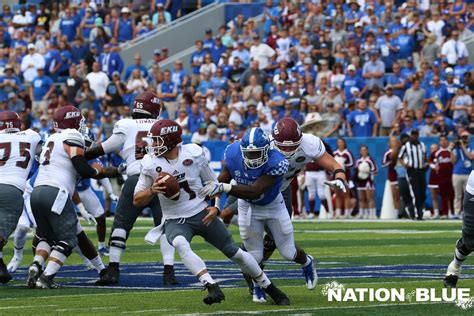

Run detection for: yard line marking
[[0, 305, 57, 310], [293, 229, 459, 234], [123, 308, 177, 313], [180, 301, 449, 315], [55, 307, 118, 312]]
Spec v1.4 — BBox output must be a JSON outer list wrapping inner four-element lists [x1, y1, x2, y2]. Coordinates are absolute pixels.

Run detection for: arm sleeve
[[199, 148, 218, 183], [98, 178, 114, 195], [101, 133, 126, 153], [71, 155, 98, 178], [134, 172, 154, 195]]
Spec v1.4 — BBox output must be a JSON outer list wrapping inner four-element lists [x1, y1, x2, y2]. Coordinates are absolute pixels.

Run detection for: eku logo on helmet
[[160, 126, 178, 135], [65, 111, 80, 119], [152, 97, 160, 104], [273, 125, 279, 135]]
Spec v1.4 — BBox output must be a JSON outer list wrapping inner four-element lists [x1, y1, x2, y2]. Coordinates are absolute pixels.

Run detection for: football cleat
[[83, 259, 95, 271], [163, 265, 179, 285], [36, 274, 61, 289], [302, 255, 318, 290], [252, 286, 267, 303], [7, 255, 23, 273], [26, 261, 42, 289], [0, 261, 12, 284], [203, 283, 225, 305], [95, 263, 120, 286], [98, 247, 110, 256], [264, 283, 291, 305], [443, 260, 461, 288]]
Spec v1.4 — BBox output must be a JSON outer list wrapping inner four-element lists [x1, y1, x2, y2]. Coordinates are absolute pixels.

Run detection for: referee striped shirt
[[398, 141, 426, 169]]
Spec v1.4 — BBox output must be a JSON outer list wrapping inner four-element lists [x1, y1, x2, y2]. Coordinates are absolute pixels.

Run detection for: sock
[[160, 234, 175, 266], [434, 209, 439, 216], [172, 236, 207, 275], [348, 208, 353, 217], [335, 208, 341, 217], [43, 250, 67, 276], [454, 248, 468, 266], [98, 242, 106, 249], [109, 229, 127, 263], [370, 208, 376, 218], [34, 241, 51, 267], [364, 208, 369, 217], [198, 272, 215, 285], [254, 272, 271, 289], [231, 249, 271, 288], [89, 255, 105, 272], [109, 246, 123, 263]]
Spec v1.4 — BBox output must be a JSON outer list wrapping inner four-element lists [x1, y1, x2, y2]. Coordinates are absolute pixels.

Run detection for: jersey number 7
[[0, 142, 31, 168]]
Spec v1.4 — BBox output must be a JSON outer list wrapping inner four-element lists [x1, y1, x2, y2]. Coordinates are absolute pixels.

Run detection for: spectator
[[249, 34, 275, 70], [199, 53, 217, 77], [419, 113, 437, 137], [96, 112, 116, 141], [242, 103, 259, 129], [231, 39, 251, 67], [126, 68, 149, 99], [190, 40, 205, 85], [79, 7, 96, 40], [243, 75, 262, 105], [115, 7, 136, 43], [421, 34, 440, 65], [424, 76, 449, 113], [29, 67, 54, 116], [175, 107, 189, 134], [347, 99, 378, 137], [8, 92, 25, 113], [441, 30, 469, 67], [21, 43, 45, 83], [403, 77, 426, 112], [157, 69, 178, 119], [386, 63, 407, 100], [152, 3, 172, 25], [362, 50, 385, 91], [75, 80, 96, 111], [65, 65, 83, 105], [375, 85, 403, 136], [342, 64, 367, 103], [71, 37, 88, 65], [84, 43, 100, 73], [398, 129, 427, 220], [105, 71, 126, 112], [354, 145, 378, 219], [124, 53, 147, 81], [86, 61, 110, 99], [58, 8, 79, 42], [191, 122, 209, 144], [452, 131, 474, 217], [89, 17, 112, 51], [100, 43, 124, 78], [452, 86, 472, 122], [57, 40, 72, 77], [424, 11, 445, 45], [321, 103, 342, 138], [431, 135, 455, 218], [0, 64, 21, 101], [382, 136, 401, 214], [187, 103, 204, 133], [240, 60, 266, 87]]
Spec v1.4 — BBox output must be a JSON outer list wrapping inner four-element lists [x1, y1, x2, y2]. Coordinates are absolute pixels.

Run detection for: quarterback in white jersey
[[26, 106, 117, 289], [0, 111, 41, 284], [134, 120, 290, 306], [87, 91, 177, 286], [444, 170, 474, 288]]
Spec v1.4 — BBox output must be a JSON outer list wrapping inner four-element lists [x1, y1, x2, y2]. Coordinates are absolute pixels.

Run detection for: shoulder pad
[[62, 129, 85, 148], [301, 133, 325, 159], [184, 143, 204, 158], [26, 129, 42, 142], [140, 155, 156, 174], [224, 142, 239, 162], [113, 119, 134, 135]]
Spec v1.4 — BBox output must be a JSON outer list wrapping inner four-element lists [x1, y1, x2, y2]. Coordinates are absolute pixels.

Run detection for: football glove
[[110, 193, 119, 202], [198, 181, 232, 198], [77, 202, 97, 226], [118, 163, 127, 175], [324, 179, 347, 192]]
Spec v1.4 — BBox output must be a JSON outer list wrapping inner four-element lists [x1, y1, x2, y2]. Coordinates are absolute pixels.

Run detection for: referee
[[398, 129, 427, 220]]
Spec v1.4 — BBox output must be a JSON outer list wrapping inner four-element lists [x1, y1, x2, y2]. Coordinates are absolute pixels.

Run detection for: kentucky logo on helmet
[[160, 126, 179, 135], [64, 111, 80, 119]]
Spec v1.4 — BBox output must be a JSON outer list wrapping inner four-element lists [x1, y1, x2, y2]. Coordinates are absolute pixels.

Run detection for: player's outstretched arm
[[227, 174, 279, 200]]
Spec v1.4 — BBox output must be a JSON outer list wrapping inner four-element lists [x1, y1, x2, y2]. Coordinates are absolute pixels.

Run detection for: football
[[155, 172, 180, 200]]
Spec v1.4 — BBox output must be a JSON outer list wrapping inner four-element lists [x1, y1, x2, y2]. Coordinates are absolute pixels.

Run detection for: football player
[[85, 92, 177, 286], [0, 111, 42, 283], [26, 105, 118, 288], [443, 170, 474, 288], [134, 120, 290, 305], [199, 125, 346, 299]]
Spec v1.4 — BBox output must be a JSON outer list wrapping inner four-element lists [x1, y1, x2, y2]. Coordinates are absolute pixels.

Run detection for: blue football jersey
[[224, 142, 289, 206], [76, 159, 103, 191]]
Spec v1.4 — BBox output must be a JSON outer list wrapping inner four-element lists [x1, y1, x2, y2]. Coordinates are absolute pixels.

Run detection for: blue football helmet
[[240, 127, 270, 169]]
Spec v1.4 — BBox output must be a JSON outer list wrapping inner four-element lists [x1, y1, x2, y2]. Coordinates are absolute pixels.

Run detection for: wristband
[[332, 168, 345, 178], [222, 183, 232, 193]]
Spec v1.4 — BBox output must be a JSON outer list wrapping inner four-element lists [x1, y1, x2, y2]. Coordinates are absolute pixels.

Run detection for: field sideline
[[0, 218, 473, 315]]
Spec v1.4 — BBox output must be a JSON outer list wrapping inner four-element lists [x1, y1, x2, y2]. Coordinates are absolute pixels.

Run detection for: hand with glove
[[118, 163, 127, 175], [198, 181, 232, 198], [110, 193, 119, 202], [324, 179, 347, 192], [77, 202, 97, 226]]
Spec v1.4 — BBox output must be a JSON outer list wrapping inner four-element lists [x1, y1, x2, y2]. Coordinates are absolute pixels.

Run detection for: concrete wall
[[120, 3, 226, 67]]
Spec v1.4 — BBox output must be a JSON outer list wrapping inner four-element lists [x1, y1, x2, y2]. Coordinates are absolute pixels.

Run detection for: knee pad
[[52, 241, 73, 257], [109, 228, 127, 250], [172, 235, 190, 252], [456, 238, 473, 256], [278, 241, 298, 261], [263, 234, 276, 253]]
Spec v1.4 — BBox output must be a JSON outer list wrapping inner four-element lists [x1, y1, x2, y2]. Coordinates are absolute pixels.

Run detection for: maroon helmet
[[272, 117, 303, 158], [133, 91, 162, 118], [147, 119, 182, 157], [0, 111, 21, 133], [53, 105, 85, 133]]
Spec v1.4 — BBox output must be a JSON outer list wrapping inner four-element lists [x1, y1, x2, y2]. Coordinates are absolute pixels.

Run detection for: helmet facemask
[[241, 144, 269, 169], [274, 138, 302, 159], [146, 134, 168, 158]]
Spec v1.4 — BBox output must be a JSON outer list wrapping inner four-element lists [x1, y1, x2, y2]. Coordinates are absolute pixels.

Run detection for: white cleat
[[7, 255, 23, 273], [302, 255, 318, 290], [83, 260, 95, 271]]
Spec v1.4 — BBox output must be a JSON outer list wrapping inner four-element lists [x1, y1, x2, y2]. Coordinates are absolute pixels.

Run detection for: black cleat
[[242, 272, 254, 295], [203, 283, 225, 305], [163, 265, 179, 285], [36, 274, 61, 289], [96, 263, 120, 286], [0, 261, 12, 284], [443, 275, 459, 288], [26, 261, 42, 289], [264, 283, 291, 305]]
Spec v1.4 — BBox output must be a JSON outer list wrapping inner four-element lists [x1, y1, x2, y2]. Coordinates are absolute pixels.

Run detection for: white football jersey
[[110, 118, 157, 176], [466, 170, 474, 195], [136, 144, 215, 220], [0, 129, 41, 192], [281, 133, 325, 191], [35, 129, 85, 196]]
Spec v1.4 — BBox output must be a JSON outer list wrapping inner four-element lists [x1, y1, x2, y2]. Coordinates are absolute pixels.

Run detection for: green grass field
[[1, 219, 473, 315]]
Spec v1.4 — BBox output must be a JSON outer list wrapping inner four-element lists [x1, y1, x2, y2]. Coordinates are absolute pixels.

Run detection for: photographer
[[452, 131, 474, 217]]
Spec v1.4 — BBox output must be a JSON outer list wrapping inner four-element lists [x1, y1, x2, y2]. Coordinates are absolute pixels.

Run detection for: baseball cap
[[7, 92, 15, 99], [304, 57, 312, 64], [432, 60, 440, 67], [95, 17, 103, 27], [320, 43, 328, 49], [121, 7, 130, 14], [410, 129, 419, 135], [175, 59, 183, 64], [154, 48, 161, 55], [157, 2, 164, 7], [370, 49, 379, 55], [277, 80, 285, 85], [319, 59, 328, 65], [4, 64, 13, 70], [350, 87, 360, 94], [199, 122, 208, 129], [104, 112, 111, 117], [446, 67, 454, 75], [205, 28, 212, 34], [407, 56, 413, 63], [424, 113, 433, 119], [461, 131, 470, 137], [385, 85, 393, 90], [27, 43, 35, 50], [355, 22, 363, 28], [383, 29, 390, 34], [347, 64, 356, 71], [40, 115, 48, 121], [112, 71, 120, 77], [90, 43, 97, 49]]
